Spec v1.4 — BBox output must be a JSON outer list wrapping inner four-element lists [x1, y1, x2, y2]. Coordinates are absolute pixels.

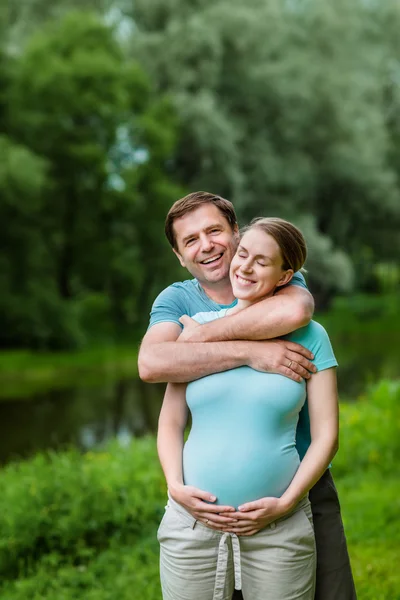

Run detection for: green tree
[[1, 11, 181, 348], [129, 0, 400, 295]]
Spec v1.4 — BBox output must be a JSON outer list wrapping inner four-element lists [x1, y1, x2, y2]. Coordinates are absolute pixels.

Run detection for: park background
[[0, 1, 399, 598]]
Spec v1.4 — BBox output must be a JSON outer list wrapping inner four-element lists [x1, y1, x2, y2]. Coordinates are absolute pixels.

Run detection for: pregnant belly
[[183, 435, 300, 509]]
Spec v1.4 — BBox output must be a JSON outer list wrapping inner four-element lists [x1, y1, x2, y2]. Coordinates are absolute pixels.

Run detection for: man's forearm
[[188, 290, 314, 343], [139, 340, 250, 383]]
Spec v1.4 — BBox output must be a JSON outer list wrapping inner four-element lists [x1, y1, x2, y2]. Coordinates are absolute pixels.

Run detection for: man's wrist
[[236, 340, 255, 368]]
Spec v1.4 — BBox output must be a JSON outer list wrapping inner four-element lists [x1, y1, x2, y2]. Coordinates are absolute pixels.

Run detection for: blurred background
[[0, 1, 399, 599]]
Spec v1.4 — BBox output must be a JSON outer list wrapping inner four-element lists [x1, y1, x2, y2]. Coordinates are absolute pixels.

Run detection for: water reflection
[[0, 379, 165, 465]]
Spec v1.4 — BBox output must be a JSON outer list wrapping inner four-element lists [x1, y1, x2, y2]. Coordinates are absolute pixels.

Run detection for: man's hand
[[169, 483, 237, 528], [219, 497, 290, 536], [178, 315, 202, 342], [248, 339, 317, 383]]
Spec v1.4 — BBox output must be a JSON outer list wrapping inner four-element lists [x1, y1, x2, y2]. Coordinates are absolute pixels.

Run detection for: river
[[0, 320, 398, 465]]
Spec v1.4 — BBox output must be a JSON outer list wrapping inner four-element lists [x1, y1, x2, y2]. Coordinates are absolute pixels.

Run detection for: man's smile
[[200, 253, 224, 265]]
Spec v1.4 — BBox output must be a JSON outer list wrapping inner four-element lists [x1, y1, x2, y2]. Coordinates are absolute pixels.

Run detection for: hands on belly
[[217, 497, 289, 536], [169, 483, 238, 529]]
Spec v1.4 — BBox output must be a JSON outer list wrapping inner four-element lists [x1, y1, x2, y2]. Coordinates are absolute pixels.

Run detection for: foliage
[[1, 1, 400, 350], [317, 293, 400, 395], [0, 11, 182, 349], [0, 536, 160, 600], [130, 0, 400, 294], [0, 438, 164, 580], [333, 379, 400, 478]]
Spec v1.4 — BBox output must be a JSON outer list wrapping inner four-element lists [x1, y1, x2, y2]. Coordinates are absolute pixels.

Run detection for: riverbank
[[0, 379, 399, 600], [0, 345, 139, 400]]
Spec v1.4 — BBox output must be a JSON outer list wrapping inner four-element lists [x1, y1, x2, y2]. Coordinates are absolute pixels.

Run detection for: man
[[138, 191, 356, 600]]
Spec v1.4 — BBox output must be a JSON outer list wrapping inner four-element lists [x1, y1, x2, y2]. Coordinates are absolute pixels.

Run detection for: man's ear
[[172, 247, 186, 268], [277, 269, 294, 288]]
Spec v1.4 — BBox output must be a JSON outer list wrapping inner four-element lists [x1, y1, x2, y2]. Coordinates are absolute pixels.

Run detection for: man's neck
[[199, 279, 235, 305]]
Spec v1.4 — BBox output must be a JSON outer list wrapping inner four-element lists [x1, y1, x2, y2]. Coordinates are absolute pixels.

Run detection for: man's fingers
[[285, 351, 316, 375], [284, 341, 314, 359], [179, 315, 197, 327], [280, 366, 303, 383], [288, 361, 312, 380]]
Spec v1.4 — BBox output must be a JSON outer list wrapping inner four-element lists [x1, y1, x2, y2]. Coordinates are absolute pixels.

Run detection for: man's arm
[[138, 321, 315, 384], [179, 285, 314, 343]]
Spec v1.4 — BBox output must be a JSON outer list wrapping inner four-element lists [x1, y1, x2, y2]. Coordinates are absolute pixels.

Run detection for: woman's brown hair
[[241, 217, 307, 273]]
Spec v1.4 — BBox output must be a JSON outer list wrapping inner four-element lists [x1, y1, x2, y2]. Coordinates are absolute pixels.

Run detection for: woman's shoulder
[[286, 321, 337, 369], [285, 320, 330, 346]]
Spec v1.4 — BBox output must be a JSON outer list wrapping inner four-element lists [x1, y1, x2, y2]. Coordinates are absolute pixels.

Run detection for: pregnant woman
[[157, 218, 339, 600]]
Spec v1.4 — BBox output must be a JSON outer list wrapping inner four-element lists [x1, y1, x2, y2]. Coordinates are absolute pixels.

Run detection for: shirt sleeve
[[148, 285, 188, 329], [288, 321, 338, 372], [307, 322, 338, 372], [288, 271, 308, 289]]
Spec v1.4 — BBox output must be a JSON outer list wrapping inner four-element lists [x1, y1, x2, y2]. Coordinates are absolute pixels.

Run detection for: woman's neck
[[227, 292, 275, 315]]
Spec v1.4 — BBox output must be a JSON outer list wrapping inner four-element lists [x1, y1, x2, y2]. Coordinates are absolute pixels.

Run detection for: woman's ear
[[276, 269, 294, 288]]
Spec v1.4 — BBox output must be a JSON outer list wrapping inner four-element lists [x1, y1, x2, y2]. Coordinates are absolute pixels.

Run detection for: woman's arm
[[278, 367, 339, 509], [157, 382, 189, 491], [223, 368, 339, 535], [157, 383, 236, 526]]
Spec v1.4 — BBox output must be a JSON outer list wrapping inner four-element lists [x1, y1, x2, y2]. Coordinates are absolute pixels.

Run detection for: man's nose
[[200, 235, 214, 252]]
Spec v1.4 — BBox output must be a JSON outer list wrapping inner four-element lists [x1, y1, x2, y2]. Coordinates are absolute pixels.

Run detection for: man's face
[[172, 204, 239, 286]]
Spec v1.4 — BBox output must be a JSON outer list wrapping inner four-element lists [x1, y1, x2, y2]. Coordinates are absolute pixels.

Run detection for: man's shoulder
[[155, 279, 200, 300]]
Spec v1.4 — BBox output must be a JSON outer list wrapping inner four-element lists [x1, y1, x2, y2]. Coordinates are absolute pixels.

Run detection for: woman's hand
[[169, 483, 237, 529], [219, 497, 290, 536]]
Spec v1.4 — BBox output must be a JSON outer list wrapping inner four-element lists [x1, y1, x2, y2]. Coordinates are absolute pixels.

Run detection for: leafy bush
[[0, 536, 161, 600], [0, 438, 165, 579], [334, 379, 400, 478]]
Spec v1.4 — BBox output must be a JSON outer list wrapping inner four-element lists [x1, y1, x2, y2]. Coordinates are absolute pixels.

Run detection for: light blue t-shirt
[[148, 272, 308, 329], [183, 314, 337, 508]]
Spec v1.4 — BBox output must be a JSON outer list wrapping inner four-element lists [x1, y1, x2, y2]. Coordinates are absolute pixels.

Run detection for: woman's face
[[230, 228, 293, 304]]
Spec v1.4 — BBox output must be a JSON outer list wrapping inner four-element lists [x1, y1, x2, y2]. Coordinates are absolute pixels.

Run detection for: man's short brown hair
[[165, 191, 238, 250]]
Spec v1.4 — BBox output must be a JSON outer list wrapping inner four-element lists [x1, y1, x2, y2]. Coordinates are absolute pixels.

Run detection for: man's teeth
[[202, 254, 222, 264]]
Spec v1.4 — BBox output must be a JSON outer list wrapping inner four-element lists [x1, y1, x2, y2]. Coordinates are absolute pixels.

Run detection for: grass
[[338, 474, 400, 600]]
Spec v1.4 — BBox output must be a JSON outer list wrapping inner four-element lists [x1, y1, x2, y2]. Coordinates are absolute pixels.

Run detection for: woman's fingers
[[192, 500, 235, 514], [194, 510, 238, 527]]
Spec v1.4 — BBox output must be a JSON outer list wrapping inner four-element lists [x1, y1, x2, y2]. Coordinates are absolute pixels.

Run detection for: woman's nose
[[241, 260, 253, 273]]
